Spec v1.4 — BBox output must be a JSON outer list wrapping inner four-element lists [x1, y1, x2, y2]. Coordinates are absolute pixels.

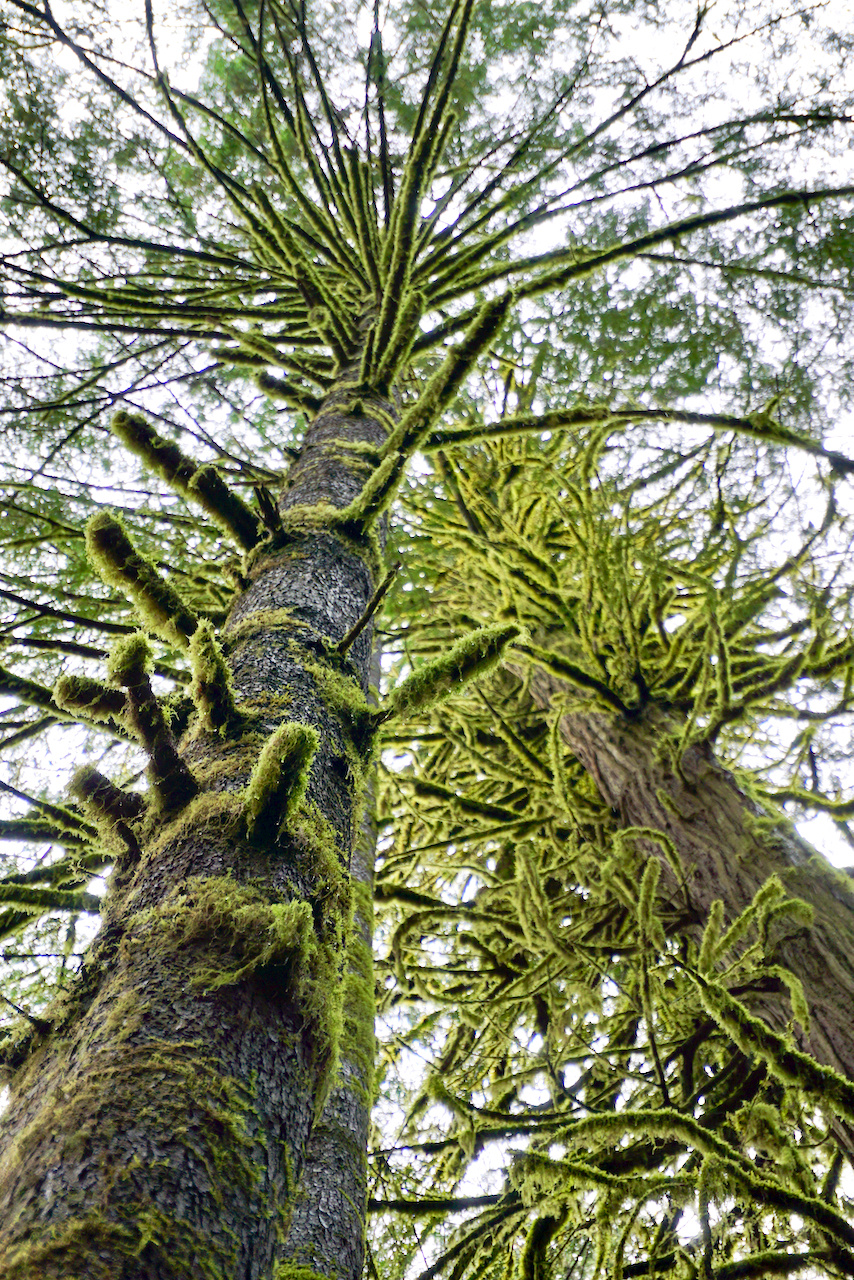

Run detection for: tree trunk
[[280, 654, 380, 1280], [534, 676, 854, 1152], [0, 384, 390, 1280]]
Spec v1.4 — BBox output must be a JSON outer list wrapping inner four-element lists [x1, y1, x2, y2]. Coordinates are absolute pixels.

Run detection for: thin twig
[[337, 562, 401, 656]]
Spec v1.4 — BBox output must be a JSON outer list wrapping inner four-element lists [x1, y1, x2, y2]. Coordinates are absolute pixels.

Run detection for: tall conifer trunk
[[0, 381, 392, 1280]]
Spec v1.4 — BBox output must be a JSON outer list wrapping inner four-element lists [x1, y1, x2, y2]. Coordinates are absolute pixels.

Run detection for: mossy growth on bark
[[274, 1265, 330, 1280], [104, 633, 199, 815], [241, 505, 384, 582], [243, 722, 319, 843], [69, 765, 144, 853], [110, 409, 260, 552], [189, 619, 240, 734], [0, 1032, 264, 1278], [132, 874, 316, 991], [695, 974, 854, 1124], [126, 872, 347, 1106], [335, 879, 375, 1107], [0, 1204, 227, 1280], [140, 791, 246, 860], [52, 674, 127, 723]]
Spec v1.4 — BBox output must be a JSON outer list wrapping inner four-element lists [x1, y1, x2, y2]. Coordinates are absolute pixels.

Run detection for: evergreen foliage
[[1, 0, 854, 1276]]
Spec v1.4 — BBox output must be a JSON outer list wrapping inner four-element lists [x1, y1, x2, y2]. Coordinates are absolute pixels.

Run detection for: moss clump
[[136, 874, 316, 991], [294, 801, 350, 935], [189, 733, 267, 791], [142, 791, 244, 859], [189, 619, 239, 734], [274, 1266, 329, 1280], [223, 608, 308, 651], [241, 504, 383, 581], [0, 1206, 227, 1280], [335, 879, 375, 1104], [243, 723, 319, 844], [52, 674, 126, 723], [86, 511, 198, 649], [69, 765, 144, 849], [106, 634, 198, 814], [299, 650, 375, 761], [130, 876, 345, 1096], [696, 976, 854, 1123], [107, 632, 153, 687]]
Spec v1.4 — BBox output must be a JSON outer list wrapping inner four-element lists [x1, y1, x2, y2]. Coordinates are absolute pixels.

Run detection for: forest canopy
[[2, 0, 854, 1278]]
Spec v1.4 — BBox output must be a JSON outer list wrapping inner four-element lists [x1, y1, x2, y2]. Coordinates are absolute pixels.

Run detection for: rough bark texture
[[280, 799, 376, 1280], [535, 680, 854, 1152], [280, 646, 381, 1280], [0, 384, 390, 1280]]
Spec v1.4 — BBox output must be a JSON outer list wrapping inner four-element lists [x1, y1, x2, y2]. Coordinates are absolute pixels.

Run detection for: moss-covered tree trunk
[[537, 682, 854, 1153], [0, 382, 390, 1280]]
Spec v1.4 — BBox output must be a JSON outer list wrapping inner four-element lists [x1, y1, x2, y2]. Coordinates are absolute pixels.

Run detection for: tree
[[1, 0, 854, 1277]]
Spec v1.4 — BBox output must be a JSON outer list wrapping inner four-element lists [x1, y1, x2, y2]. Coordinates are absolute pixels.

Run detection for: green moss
[[223, 608, 309, 650], [299, 651, 375, 762], [130, 874, 345, 1105], [135, 874, 316, 990], [386, 623, 520, 722], [69, 765, 144, 851], [295, 801, 349, 926], [240, 505, 383, 581], [142, 791, 244, 858], [0, 1205, 230, 1280], [274, 1266, 330, 1280], [86, 512, 198, 649], [111, 410, 259, 552], [338, 952, 375, 1100], [2, 1038, 260, 1259], [107, 632, 152, 686], [189, 733, 267, 790], [52, 674, 126, 723], [189, 619, 239, 733], [244, 723, 319, 843], [695, 975, 854, 1123], [321, 876, 374, 1103]]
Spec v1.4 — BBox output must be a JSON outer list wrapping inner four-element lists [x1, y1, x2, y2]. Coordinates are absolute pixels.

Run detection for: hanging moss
[[695, 976, 854, 1123], [142, 791, 244, 860]]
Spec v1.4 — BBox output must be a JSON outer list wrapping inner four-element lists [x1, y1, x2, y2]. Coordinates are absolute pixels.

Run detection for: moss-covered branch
[[111, 411, 261, 550], [86, 512, 199, 649], [243, 722, 319, 843], [109, 634, 198, 813]]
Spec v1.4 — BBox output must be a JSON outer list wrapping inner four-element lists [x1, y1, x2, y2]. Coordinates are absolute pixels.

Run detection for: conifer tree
[[1, 1, 854, 1278]]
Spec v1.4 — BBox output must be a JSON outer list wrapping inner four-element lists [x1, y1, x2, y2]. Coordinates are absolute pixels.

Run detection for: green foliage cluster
[[370, 424, 854, 1280]]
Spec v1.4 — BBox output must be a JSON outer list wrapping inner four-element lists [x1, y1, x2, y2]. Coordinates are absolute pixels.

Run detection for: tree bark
[[0, 384, 390, 1280], [280, 647, 380, 1280]]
